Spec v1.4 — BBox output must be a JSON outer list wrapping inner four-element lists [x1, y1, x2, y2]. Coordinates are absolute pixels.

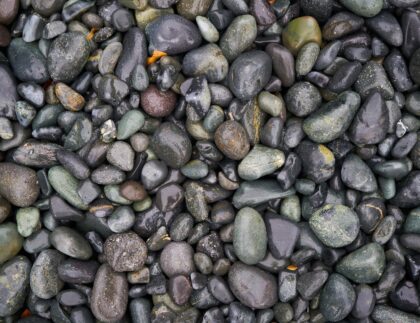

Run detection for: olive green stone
[[196, 16, 219, 43], [16, 207, 40, 238], [295, 42, 320, 76], [309, 204, 360, 248], [238, 145, 285, 181], [104, 185, 132, 205], [220, 15, 257, 61], [50, 227, 93, 260], [320, 273, 355, 322], [0, 256, 31, 317], [133, 196, 152, 212], [186, 119, 213, 141], [336, 242, 386, 283], [303, 91, 360, 143], [203, 105, 224, 132], [257, 91, 286, 118], [135, 6, 174, 29], [120, 0, 147, 10], [117, 109, 145, 140], [48, 166, 89, 210], [233, 207, 267, 265], [176, 0, 213, 20], [0, 223, 23, 266], [282, 16, 322, 55], [372, 305, 420, 323], [340, 0, 383, 18], [280, 195, 301, 222], [403, 208, 420, 234], [181, 159, 209, 179]]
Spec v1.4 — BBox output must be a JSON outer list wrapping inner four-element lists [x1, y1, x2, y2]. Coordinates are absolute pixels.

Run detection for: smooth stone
[[56, 149, 90, 180], [214, 120, 249, 161], [285, 81, 321, 117], [0, 0, 19, 25], [228, 50, 272, 101], [265, 43, 295, 87], [141, 160, 168, 190], [151, 122, 192, 169], [297, 270, 329, 300], [228, 262, 278, 309], [238, 145, 284, 181], [48, 166, 88, 210], [0, 162, 39, 207], [295, 42, 320, 76], [97, 75, 130, 106], [410, 48, 420, 85], [341, 154, 378, 192], [233, 179, 295, 209], [107, 206, 135, 233], [141, 85, 177, 117], [349, 91, 388, 145], [354, 61, 394, 100], [168, 275, 192, 306], [296, 141, 335, 183], [265, 212, 300, 258], [115, 27, 147, 83], [315, 40, 342, 70], [278, 270, 297, 302], [0, 256, 31, 316], [17, 83, 44, 108], [119, 180, 147, 202], [372, 305, 420, 323], [309, 204, 360, 248], [352, 284, 376, 319], [366, 11, 403, 46], [219, 15, 257, 62], [146, 14, 201, 55], [300, 0, 332, 22], [319, 273, 356, 322], [91, 264, 128, 322], [7, 38, 49, 84], [384, 49, 413, 92], [196, 16, 219, 43], [390, 171, 420, 208], [99, 42, 123, 75], [117, 109, 145, 140], [160, 242, 195, 277], [233, 207, 267, 265], [50, 227, 92, 260], [12, 140, 60, 168], [47, 32, 90, 82], [30, 249, 65, 299], [104, 232, 147, 272], [340, 0, 383, 17], [182, 44, 228, 82], [55, 82, 85, 112], [0, 64, 17, 119], [303, 91, 360, 143], [390, 280, 420, 313], [57, 259, 99, 284], [181, 160, 208, 179], [176, 0, 213, 20], [282, 16, 322, 55], [16, 207, 40, 238], [106, 141, 134, 172], [336, 242, 386, 283], [328, 61, 362, 93], [0, 223, 22, 265], [258, 91, 285, 119], [250, 0, 276, 26]]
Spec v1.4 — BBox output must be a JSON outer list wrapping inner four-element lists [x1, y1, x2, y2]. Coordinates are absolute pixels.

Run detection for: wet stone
[[50, 227, 93, 260], [160, 242, 195, 277], [141, 84, 177, 117]]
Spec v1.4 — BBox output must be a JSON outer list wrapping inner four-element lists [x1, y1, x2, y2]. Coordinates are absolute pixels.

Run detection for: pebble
[[303, 91, 361, 143], [341, 153, 378, 192], [151, 122, 192, 169], [160, 242, 195, 277], [228, 262, 278, 309], [228, 50, 272, 101], [141, 84, 177, 117], [372, 305, 420, 323], [233, 207, 267, 265], [47, 32, 90, 82], [295, 42, 320, 76], [0, 0, 19, 25], [220, 15, 257, 61], [104, 232, 147, 272], [57, 259, 99, 284], [176, 0, 213, 20], [319, 273, 355, 322], [16, 207, 40, 238], [30, 249, 65, 299], [266, 212, 300, 258], [106, 141, 134, 171], [50, 227, 93, 260], [266, 44, 295, 87], [0, 223, 22, 265], [285, 81, 321, 117], [55, 82, 85, 112], [282, 16, 322, 55], [196, 16, 219, 43], [336, 242, 386, 283], [309, 204, 360, 248], [340, 0, 383, 17], [146, 14, 202, 55], [91, 264, 128, 322], [117, 109, 145, 140], [354, 61, 394, 100]]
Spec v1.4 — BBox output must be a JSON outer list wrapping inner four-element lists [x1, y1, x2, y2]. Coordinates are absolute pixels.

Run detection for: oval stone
[[309, 204, 360, 248], [282, 16, 322, 55], [91, 264, 128, 322], [47, 32, 90, 82], [0, 223, 23, 266], [228, 262, 278, 309], [50, 227, 93, 260], [233, 207, 267, 265]]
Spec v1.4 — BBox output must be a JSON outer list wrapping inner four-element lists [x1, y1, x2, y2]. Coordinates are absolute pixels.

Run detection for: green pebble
[[133, 197, 152, 212], [295, 42, 320, 76], [181, 159, 209, 179], [117, 109, 145, 140], [0, 223, 23, 265], [280, 195, 301, 222], [203, 105, 224, 132], [16, 207, 40, 238], [48, 166, 89, 210], [233, 207, 267, 265], [258, 91, 286, 117], [104, 185, 132, 205], [404, 208, 420, 234], [340, 0, 383, 18]]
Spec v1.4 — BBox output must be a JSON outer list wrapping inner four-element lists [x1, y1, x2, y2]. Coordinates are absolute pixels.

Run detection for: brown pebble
[[141, 84, 177, 117], [0, 25, 11, 47], [119, 180, 147, 202], [55, 82, 85, 111], [168, 275, 192, 305], [0, 0, 19, 25], [215, 120, 250, 160], [0, 196, 11, 224]]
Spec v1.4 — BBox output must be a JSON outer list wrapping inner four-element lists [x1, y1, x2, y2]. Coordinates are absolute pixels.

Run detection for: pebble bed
[[0, 0, 419, 322]]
